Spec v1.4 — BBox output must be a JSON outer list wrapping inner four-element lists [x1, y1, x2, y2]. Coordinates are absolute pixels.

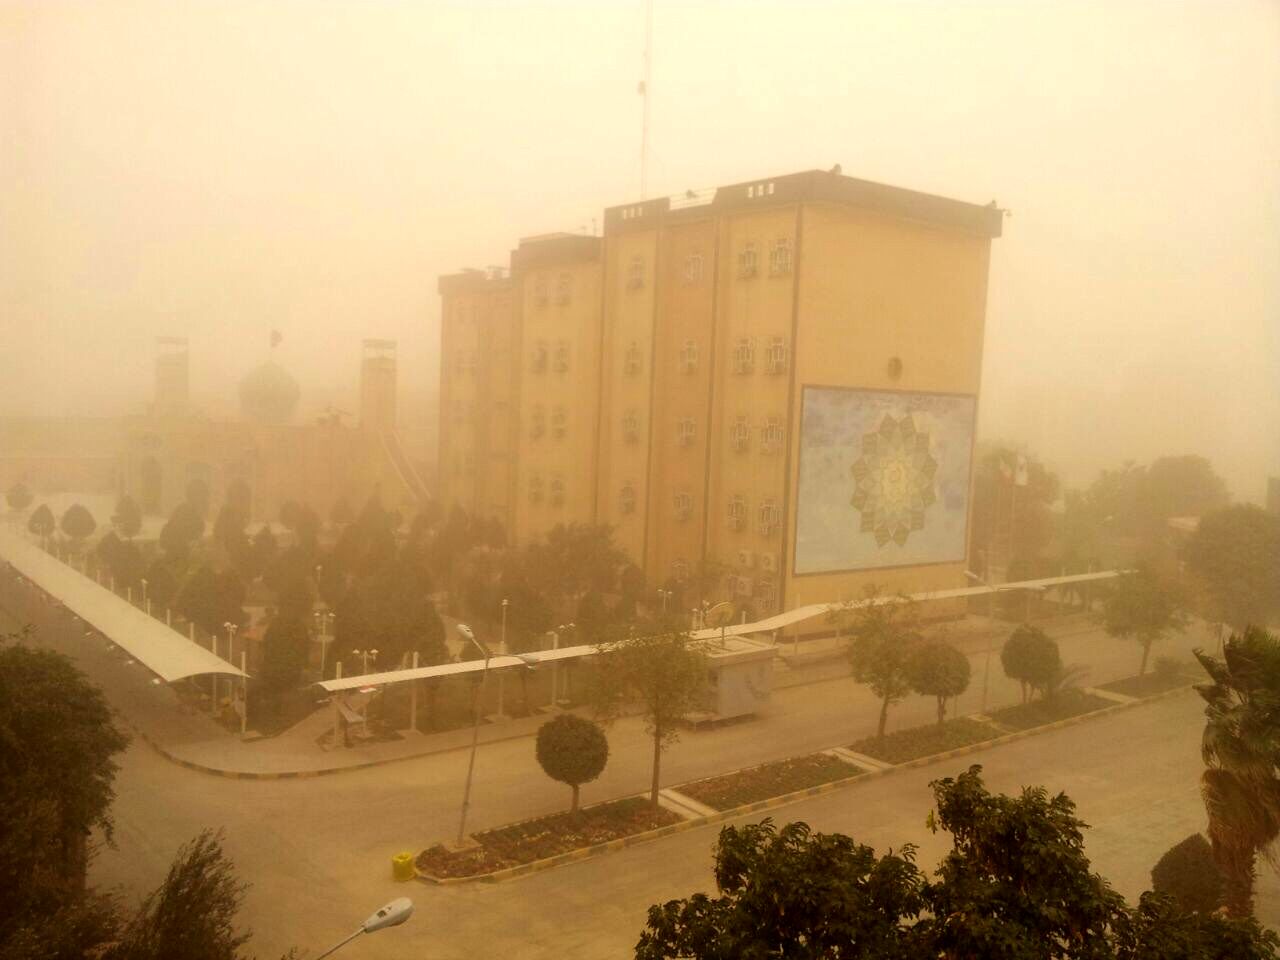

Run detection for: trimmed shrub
[[535, 714, 609, 813], [1001, 624, 1061, 703], [1151, 833, 1223, 914]]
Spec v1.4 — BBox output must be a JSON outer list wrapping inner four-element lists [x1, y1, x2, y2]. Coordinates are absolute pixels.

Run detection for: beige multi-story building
[[438, 169, 1001, 616]]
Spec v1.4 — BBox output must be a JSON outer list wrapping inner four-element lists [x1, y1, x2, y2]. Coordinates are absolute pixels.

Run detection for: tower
[[360, 339, 398, 432]]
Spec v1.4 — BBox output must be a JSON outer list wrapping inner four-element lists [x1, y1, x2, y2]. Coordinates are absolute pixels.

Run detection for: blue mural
[[794, 387, 976, 574]]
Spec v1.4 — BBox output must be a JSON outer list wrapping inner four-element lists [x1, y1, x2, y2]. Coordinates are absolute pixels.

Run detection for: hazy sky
[[2, 0, 1277, 498]]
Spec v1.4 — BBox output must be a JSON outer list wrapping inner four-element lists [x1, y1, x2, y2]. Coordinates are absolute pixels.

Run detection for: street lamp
[[314, 609, 334, 677], [352, 648, 378, 674], [312, 897, 414, 959], [497, 598, 510, 720], [965, 570, 996, 713], [658, 588, 672, 614], [455, 622, 491, 846], [140, 578, 149, 616]]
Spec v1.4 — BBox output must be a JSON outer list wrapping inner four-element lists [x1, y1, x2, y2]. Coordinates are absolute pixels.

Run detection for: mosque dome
[[239, 361, 300, 424]]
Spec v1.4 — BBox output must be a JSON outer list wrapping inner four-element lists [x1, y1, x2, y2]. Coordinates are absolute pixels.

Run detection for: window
[[757, 575, 777, 605], [766, 337, 789, 374], [553, 340, 570, 373], [528, 473, 544, 503], [683, 253, 703, 284], [732, 338, 754, 375], [672, 559, 690, 583], [624, 341, 643, 376], [534, 275, 548, 307], [551, 406, 567, 439], [531, 340, 548, 373], [627, 256, 645, 290], [731, 416, 751, 452], [530, 405, 546, 439], [678, 339, 698, 374], [737, 242, 758, 279], [549, 474, 565, 506], [727, 494, 747, 531], [555, 272, 572, 305], [761, 417, 784, 453], [673, 491, 693, 521], [619, 483, 637, 515], [769, 238, 792, 276], [622, 410, 641, 443], [757, 498, 781, 536], [676, 417, 696, 447]]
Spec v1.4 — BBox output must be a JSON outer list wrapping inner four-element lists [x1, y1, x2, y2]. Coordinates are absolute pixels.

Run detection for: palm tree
[[1194, 626, 1280, 916]]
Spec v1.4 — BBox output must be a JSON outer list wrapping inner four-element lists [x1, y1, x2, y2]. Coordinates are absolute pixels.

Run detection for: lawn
[[849, 716, 1003, 765], [677, 753, 862, 811], [990, 690, 1113, 731], [417, 796, 682, 879]]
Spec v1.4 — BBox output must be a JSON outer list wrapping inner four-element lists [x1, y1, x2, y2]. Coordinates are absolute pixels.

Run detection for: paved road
[[86, 691, 1280, 959]]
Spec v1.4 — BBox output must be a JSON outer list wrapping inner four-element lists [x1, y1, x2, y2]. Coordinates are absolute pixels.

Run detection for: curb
[[415, 682, 1199, 884]]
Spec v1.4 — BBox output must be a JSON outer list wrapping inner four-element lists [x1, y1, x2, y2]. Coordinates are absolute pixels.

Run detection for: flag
[[1015, 454, 1029, 487], [270, 329, 282, 348]]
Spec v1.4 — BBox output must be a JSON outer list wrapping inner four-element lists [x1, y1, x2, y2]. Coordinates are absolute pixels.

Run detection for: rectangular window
[[676, 417, 696, 447], [627, 256, 645, 290], [732, 338, 754, 375], [530, 405, 545, 439], [531, 341, 548, 373], [619, 483, 637, 515], [624, 342, 643, 376], [757, 498, 781, 536], [761, 417, 784, 453], [683, 254, 703, 284], [769, 238, 792, 276], [678, 339, 698, 374], [551, 406, 566, 439], [766, 337, 789, 374], [731, 416, 751, 452], [737, 243, 758, 279], [727, 494, 747, 531], [556, 273, 572, 305], [622, 411, 641, 443], [549, 475, 565, 506], [673, 492, 692, 521], [528, 474, 543, 503], [553, 340, 570, 373]]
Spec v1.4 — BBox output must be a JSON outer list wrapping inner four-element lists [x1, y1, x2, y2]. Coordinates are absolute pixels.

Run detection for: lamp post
[[314, 609, 334, 678], [965, 570, 994, 714], [497, 598, 509, 720], [658, 589, 672, 615], [455, 623, 491, 846], [352, 648, 378, 674], [141, 578, 149, 616], [312, 898, 414, 959]]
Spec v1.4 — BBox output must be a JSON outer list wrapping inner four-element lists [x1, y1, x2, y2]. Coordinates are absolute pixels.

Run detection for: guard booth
[[701, 635, 776, 721]]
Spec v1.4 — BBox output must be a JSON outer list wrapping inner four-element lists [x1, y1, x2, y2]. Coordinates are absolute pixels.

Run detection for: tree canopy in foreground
[[635, 766, 1278, 960]]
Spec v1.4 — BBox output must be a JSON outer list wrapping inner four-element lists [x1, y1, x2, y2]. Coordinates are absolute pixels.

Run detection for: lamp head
[[362, 897, 414, 933]]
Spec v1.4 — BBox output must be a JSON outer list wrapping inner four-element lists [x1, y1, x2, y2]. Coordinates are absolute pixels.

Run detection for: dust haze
[[2, 0, 1277, 496]]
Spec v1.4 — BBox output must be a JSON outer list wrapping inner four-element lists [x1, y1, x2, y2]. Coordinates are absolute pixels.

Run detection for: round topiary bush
[[1151, 832, 1223, 914], [536, 714, 609, 813], [1000, 624, 1061, 703]]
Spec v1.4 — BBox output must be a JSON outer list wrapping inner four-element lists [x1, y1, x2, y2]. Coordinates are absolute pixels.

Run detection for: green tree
[[1151, 834, 1223, 915], [176, 567, 246, 637], [526, 523, 627, 607], [1194, 627, 1280, 917], [1184, 505, 1280, 633], [109, 830, 252, 960], [142, 557, 178, 609], [905, 641, 970, 728], [27, 503, 54, 540], [1102, 568, 1190, 676], [59, 503, 96, 546], [5, 482, 32, 513], [111, 495, 143, 539], [636, 766, 1280, 960], [535, 714, 609, 813], [1141, 456, 1229, 528], [159, 502, 204, 561], [592, 630, 708, 806], [841, 589, 921, 740], [0, 634, 129, 937], [251, 524, 279, 578], [1001, 624, 1061, 703], [258, 614, 308, 714]]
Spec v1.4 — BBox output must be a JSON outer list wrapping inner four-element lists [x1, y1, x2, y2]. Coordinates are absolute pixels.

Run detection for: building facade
[[438, 169, 1001, 617]]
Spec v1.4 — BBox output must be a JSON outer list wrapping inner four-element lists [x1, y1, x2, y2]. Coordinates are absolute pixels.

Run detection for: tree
[[0, 634, 129, 937], [259, 614, 308, 714], [905, 641, 970, 728], [535, 714, 609, 813], [1102, 568, 1190, 676], [27, 503, 54, 540], [968, 444, 1059, 575], [110, 830, 252, 960], [59, 503, 96, 546], [1184, 505, 1280, 633], [142, 557, 177, 609], [112, 495, 143, 539], [159, 502, 204, 561], [5, 482, 32, 513], [1001, 624, 1061, 703], [1194, 627, 1280, 917], [1141, 456, 1229, 528], [842, 589, 921, 740], [593, 630, 708, 805], [1152, 834, 1223, 915], [636, 766, 1280, 960], [526, 523, 627, 607], [185, 476, 212, 519], [176, 567, 246, 637], [251, 525, 279, 578]]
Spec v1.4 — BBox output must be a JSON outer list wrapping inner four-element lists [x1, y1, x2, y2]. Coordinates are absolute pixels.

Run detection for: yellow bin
[[391, 851, 416, 882]]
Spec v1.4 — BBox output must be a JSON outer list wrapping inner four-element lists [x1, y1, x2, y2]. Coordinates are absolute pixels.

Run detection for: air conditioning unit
[[759, 554, 777, 572], [737, 549, 754, 568]]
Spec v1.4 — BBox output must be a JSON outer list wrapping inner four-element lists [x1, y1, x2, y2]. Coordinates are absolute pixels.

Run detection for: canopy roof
[[0, 525, 247, 683], [317, 569, 1121, 694]]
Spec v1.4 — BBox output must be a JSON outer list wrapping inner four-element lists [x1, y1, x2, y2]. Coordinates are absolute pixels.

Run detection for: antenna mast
[[639, 0, 653, 199]]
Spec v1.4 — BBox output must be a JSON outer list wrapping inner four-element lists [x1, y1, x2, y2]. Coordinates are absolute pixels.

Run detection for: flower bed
[[416, 796, 681, 879], [989, 690, 1112, 731], [678, 753, 862, 811], [1096, 671, 1195, 699], [850, 717, 1002, 765]]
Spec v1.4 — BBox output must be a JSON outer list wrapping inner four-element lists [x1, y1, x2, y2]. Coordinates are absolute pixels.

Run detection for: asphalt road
[[87, 691, 1280, 960]]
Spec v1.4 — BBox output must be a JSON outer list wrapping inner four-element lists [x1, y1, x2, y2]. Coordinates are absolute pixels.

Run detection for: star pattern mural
[[850, 414, 938, 547]]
